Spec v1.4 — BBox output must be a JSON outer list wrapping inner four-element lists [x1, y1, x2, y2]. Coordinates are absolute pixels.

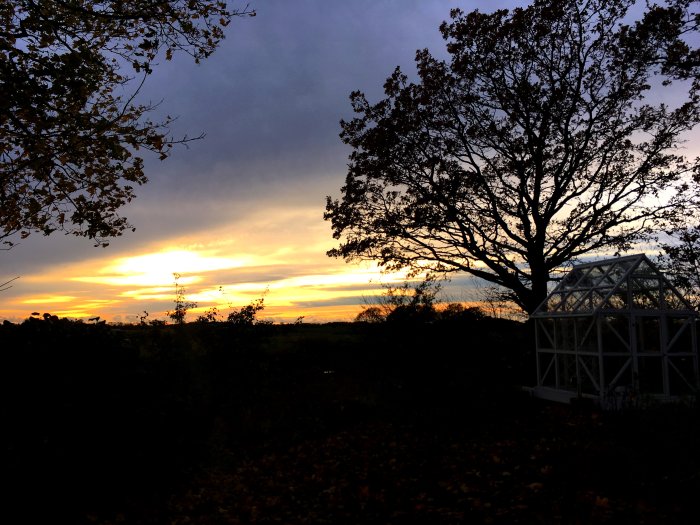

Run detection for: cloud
[[0, 1, 536, 324]]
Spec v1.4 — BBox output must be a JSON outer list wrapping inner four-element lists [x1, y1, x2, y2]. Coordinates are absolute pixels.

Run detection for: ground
[[2, 319, 698, 524], [133, 399, 699, 525]]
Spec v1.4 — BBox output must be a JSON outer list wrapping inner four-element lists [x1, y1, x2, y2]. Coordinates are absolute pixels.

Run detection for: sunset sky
[[1, 0, 697, 324], [2, 1, 527, 324]]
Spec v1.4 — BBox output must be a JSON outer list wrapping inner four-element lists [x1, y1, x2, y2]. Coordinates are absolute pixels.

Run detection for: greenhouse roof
[[531, 254, 696, 317]]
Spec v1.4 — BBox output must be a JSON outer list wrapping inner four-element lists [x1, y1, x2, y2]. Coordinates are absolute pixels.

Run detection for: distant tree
[[138, 310, 150, 325], [354, 306, 386, 323], [196, 306, 221, 323], [437, 302, 485, 323], [659, 225, 700, 309], [227, 295, 267, 326], [325, 0, 700, 314], [384, 277, 440, 323], [355, 276, 441, 323], [168, 273, 197, 324], [1, 1, 255, 248], [469, 279, 530, 320]]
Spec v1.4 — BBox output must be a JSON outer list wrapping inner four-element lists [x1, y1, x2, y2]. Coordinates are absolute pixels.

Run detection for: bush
[[0, 315, 213, 521]]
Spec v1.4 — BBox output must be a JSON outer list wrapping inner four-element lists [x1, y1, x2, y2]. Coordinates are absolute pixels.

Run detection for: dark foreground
[[1, 317, 698, 524]]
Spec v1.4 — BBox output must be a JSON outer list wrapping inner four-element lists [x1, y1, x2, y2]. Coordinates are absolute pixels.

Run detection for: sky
[[1, 0, 695, 324], [2, 0, 532, 324]]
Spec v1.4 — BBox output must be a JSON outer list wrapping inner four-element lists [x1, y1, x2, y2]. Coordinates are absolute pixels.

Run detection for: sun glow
[[0, 208, 416, 324], [73, 249, 250, 287], [22, 295, 77, 305]]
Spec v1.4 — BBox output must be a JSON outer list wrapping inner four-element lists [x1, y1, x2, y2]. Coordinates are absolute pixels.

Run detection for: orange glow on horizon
[[22, 295, 77, 305], [0, 206, 442, 325], [0, 239, 401, 324]]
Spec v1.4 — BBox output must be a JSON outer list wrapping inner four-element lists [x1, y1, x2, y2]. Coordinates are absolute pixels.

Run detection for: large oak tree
[[325, 0, 700, 314], [1, 1, 254, 248]]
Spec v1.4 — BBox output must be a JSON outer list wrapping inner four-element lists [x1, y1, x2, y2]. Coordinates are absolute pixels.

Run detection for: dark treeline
[[0, 313, 530, 523], [3, 315, 700, 523]]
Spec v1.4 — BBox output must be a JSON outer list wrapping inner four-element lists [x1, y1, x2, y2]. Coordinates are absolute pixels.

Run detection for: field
[[1, 316, 698, 524]]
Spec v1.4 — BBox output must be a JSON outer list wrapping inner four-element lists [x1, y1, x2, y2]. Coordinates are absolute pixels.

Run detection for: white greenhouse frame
[[531, 254, 699, 407]]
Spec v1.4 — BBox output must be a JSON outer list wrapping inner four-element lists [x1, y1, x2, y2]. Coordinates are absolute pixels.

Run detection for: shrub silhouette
[[227, 295, 268, 326], [0, 307, 533, 523], [167, 273, 197, 324], [354, 306, 385, 323], [0, 314, 212, 521]]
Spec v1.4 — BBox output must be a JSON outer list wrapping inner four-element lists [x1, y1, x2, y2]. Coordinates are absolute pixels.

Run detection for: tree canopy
[[0, 1, 254, 248], [660, 225, 700, 308], [325, 0, 700, 314]]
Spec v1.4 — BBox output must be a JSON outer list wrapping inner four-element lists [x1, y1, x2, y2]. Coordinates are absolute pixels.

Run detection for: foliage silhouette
[[355, 276, 488, 324], [0, 314, 213, 522], [227, 290, 270, 326], [326, 0, 700, 314], [196, 306, 222, 323], [660, 225, 700, 309], [355, 276, 441, 323], [167, 272, 197, 324], [0, 1, 255, 248], [354, 305, 386, 323], [437, 302, 486, 323], [3, 312, 697, 524]]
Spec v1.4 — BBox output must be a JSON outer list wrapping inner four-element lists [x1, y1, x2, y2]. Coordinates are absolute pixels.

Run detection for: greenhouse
[[531, 254, 699, 407]]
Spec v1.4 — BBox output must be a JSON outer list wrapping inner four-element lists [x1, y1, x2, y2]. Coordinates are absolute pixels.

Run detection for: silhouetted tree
[[325, 0, 700, 314], [168, 273, 197, 324], [196, 306, 221, 323], [355, 276, 441, 323], [227, 295, 267, 326], [437, 302, 485, 323], [1, 1, 255, 248], [660, 225, 700, 308], [354, 306, 385, 323]]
